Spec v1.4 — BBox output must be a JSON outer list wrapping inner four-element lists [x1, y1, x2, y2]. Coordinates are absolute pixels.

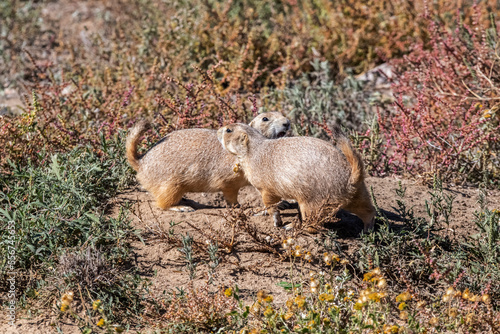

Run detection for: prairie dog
[[126, 112, 290, 212], [217, 123, 375, 232]]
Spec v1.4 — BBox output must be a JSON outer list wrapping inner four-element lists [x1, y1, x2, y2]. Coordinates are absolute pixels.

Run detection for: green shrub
[[0, 134, 147, 325], [264, 59, 391, 137]]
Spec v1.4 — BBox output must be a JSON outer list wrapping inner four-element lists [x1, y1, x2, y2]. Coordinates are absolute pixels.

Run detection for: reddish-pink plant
[[154, 65, 241, 136], [381, 4, 500, 184]]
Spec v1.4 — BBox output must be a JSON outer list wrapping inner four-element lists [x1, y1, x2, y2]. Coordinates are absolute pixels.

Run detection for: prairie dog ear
[[248, 119, 256, 128], [226, 131, 249, 156], [238, 132, 249, 146]]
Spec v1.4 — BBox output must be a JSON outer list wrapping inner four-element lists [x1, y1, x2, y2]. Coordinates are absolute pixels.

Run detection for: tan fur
[[125, 112, 290, 211], [126, 120, 150, 172], [338, 136, 364, 186], [217, 123, 375, 232]]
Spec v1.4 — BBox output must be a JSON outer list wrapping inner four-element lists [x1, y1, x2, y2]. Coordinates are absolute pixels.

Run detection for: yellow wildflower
[[60, 291, 74, 312], [325, 294, 335, 302], [429, 317, 439, 326], [283, 312, 294, 320], [264, 295, 273, 303], [250, 302, 261, 314], [465, 312, 475, 325], [469, 294, 481, 302], [353, 301, 364, 310], [398, 302, 407, 310], [293, 245, 302, 257], [295, 295, 306, 308], [225, 288, 233, 297], [396, 291, 412, 302], [92, 299, 102, 311], [417, 301, 426, 309], [383, 324, 399, 334], [282, 237, 295, 250], [113, 325, 124, 333], [263, 306, 274, 317], [97, 318, 105, 327], [368, 292, 381, 302], [323, 253, 332, 265], [462, 288, 471, 300], [257, 290, 267, 301], [61, 291, 74, 305], [448, 308, 458, 318]]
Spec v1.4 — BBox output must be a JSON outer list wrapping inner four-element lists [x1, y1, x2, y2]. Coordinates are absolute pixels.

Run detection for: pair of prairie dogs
[[127, 112, 375, 232]]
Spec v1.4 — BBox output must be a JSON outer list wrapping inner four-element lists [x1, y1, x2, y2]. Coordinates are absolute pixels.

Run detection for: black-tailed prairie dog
[[217, 123, 375, 232], [126, 112, 291, 212]]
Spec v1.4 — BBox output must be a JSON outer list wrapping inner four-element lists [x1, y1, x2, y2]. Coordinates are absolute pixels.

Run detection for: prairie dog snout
[[249, 112, 290, 139]]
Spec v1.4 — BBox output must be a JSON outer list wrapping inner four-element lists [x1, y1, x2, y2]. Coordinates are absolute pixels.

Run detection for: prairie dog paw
[[254, 209, 268, 216], [169, 206, 195, 212], [273, 211, 283, 227]]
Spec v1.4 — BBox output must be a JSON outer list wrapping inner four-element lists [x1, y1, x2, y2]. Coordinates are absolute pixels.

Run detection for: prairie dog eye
[[262, 117, 269, 121], [226, 128, 232, 133]]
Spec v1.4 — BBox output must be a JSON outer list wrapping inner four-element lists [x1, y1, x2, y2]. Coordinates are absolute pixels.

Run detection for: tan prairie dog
[[217, 123, 375, 232], [126, 112, 291, 212]]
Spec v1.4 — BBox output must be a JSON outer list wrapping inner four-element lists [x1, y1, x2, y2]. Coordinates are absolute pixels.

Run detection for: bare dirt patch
[[119, 176, 500, 305], [2, 176, 499, 333]]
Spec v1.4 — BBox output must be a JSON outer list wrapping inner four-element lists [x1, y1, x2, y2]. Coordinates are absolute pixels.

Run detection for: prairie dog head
[[217, 123, 262, 157], [249, 112, 290, 138]]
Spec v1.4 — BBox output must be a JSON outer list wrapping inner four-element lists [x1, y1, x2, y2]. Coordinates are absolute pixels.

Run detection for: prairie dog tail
[[337, 135, 364, 187], [126, 120, 150, 171]]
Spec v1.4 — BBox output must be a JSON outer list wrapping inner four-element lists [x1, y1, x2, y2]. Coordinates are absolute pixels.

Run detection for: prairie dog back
[[252, 137, 352, 204]]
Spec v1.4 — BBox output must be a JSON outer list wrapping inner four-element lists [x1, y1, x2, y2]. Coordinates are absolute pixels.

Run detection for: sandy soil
[[119, 176, 500, 303], [2, 176, 500, 333]]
